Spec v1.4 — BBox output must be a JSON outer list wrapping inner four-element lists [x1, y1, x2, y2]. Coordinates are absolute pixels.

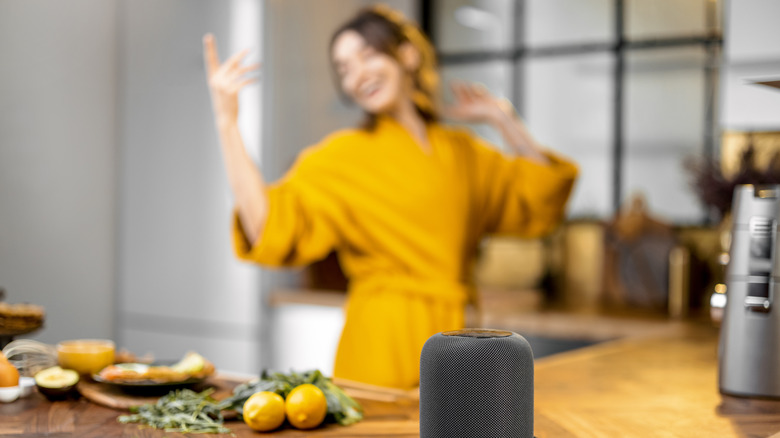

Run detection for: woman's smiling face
[[331, 30, 411, 116]]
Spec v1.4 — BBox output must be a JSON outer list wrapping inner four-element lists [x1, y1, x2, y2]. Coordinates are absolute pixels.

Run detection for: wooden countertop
[[534, 321, 780, 437], [4, 320, 780, 437], [0, 376, 420, 437]]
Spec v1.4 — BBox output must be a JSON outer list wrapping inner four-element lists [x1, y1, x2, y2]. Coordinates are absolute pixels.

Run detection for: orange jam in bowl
[[56, 339, 115, 375]]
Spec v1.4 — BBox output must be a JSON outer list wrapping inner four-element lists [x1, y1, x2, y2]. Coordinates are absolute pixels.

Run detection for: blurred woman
[[204, 5, 578, 389]]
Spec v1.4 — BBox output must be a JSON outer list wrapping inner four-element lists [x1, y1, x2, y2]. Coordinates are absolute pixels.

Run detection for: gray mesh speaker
[[419, 328, 534, 438]]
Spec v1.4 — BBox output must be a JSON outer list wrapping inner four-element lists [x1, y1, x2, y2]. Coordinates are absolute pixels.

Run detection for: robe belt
[[350, 275, 469, 304]]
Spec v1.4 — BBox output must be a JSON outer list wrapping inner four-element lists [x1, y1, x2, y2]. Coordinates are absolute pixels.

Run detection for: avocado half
[[34, 366, 79, 400]]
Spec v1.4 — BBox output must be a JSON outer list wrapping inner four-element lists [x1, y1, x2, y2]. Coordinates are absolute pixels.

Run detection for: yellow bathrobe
[[232, 116, 578, 389]]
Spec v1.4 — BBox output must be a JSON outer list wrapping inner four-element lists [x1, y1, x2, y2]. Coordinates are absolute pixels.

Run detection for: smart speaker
[[419, 328, 534, 438]]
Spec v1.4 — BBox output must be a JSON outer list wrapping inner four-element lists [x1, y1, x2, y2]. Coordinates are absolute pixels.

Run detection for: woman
[[204, 5, 578, 389]]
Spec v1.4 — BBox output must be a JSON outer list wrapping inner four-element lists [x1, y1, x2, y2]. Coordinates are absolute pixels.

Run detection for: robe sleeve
[[468, 133, 579, 238], [231, 149, 344, 268]]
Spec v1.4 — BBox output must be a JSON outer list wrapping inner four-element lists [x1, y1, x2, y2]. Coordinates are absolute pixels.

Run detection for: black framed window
[[424, 0, 722, 224]]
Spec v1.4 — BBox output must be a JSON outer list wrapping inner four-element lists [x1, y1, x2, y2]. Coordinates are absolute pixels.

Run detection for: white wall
[[0, 0, 119, 343], [117, 0, 264, 374], [720, 0, 780, 131], [0, 0, 266, 374]]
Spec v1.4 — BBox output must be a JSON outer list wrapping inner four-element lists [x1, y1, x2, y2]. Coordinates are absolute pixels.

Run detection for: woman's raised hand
[[202, 34, 268, 244], [444, 80, 548, 163], [203, 34, 260, 126], [442, 80, 514, 126]]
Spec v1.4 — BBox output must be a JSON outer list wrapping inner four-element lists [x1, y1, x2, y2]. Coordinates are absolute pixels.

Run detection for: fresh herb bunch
[[219, 369, 363, 426], [118, 388, 231, 434]]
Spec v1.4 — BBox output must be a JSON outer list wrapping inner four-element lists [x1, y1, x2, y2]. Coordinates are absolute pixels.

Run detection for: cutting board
[[77, 377, 235, 410], [77, 374, 418, 412]]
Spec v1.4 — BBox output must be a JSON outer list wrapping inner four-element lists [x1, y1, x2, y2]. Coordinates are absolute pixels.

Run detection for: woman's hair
[[329, 5, 440, 130]]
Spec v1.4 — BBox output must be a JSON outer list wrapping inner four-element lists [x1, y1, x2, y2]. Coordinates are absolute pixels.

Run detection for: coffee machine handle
[[745, 281, 772, 311]]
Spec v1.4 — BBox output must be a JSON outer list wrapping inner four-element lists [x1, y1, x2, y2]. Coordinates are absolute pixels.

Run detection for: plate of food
[[93, 352, 215, 392]]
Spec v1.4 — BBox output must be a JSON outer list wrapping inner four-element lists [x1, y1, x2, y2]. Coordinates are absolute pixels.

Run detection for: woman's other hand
[[442, 80, 511, 126], [203, 34, 260, 126], [444, 80, 549, 164]]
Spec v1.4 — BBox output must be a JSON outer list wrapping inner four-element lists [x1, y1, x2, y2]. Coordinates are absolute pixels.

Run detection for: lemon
[[285, 383, 328, 430], [243, 391, 286, 432]]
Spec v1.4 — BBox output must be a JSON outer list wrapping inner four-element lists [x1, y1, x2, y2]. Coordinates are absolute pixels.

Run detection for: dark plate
[[92, 363, 207, 394]]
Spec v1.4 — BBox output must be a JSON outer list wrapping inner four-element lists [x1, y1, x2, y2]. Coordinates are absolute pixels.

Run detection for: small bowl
[[18, 377, 36, 398], [0, 386, 21, 403], [56, 339, 115, 375]]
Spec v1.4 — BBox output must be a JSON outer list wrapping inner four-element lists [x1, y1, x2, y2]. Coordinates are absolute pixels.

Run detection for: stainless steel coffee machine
[[720, 184, 780, 398]]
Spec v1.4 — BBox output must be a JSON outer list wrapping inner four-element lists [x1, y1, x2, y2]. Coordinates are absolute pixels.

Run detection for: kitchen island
[[2, 320, 780, 437]]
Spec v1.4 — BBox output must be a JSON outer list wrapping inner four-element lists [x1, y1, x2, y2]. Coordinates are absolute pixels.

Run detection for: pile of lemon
[[243, 383, 328, 432]]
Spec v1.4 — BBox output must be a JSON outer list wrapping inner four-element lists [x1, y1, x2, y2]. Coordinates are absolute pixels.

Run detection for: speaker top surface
[[442, 328, 513, 338]]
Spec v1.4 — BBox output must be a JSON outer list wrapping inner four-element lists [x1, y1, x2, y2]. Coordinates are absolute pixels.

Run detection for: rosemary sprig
[[118, 388, 231, 434]]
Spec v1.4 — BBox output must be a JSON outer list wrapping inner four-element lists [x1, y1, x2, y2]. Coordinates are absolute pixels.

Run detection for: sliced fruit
[[34, 366, 79, 400], [171, 352, 205, 374]]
